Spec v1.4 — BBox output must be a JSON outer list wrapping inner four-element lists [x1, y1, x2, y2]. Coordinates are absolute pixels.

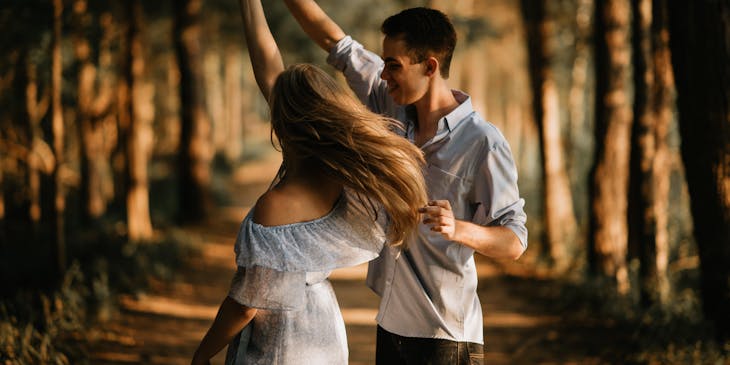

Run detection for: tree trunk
[[568, 0, 594, 169], [72, 0, 116, 221], [0, 130, 5, 246], [121, 0, 153, 241], [175, 0, 212, 223], [22, 55, 50, 235], [668, 0, 730, 341], [589, 0, 633, 294], [522, 1, 579, 271], [50, 0, 66, 278], [630, 0, 673, 308], [224, 46, 243, 162], [206, 50, 226, 158], [13, 47, 50, 244]]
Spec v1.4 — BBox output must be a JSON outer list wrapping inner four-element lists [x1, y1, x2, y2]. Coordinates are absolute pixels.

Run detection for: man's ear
[[425, 57, 439, 77]]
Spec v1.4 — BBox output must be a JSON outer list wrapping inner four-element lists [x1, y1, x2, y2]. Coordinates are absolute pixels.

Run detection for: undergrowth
[[0, 227, 198, 364], [544, 272, 730, 364]]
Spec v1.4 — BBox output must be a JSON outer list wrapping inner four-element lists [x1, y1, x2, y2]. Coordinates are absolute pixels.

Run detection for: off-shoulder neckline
[[248, 192, 346, 230]]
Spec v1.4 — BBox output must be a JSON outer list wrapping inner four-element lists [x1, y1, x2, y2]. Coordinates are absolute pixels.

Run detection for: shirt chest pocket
[[425, 164, 471, 219]]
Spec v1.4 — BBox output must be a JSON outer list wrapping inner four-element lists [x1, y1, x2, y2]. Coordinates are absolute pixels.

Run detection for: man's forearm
[[453, 220, 525, 260], [284, 0, 346, 52]]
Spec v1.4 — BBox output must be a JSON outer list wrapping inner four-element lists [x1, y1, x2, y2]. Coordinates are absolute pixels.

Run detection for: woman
[[190, 0, 427, 364]]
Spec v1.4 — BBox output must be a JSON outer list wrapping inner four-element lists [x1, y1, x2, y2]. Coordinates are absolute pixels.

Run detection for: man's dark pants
[[376, 325, 485, 365]]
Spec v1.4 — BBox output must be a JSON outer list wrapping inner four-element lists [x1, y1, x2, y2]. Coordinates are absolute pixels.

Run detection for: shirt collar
[[444, 90, 473, 132], [404, 90, 473, 146]]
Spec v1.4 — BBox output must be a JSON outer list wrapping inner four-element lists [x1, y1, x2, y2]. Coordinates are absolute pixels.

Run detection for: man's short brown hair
[[381, 7, 457, 78]]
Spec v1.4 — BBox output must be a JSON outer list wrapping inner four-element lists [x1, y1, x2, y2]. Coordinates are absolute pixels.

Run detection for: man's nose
[[380, 68, 389, 80]]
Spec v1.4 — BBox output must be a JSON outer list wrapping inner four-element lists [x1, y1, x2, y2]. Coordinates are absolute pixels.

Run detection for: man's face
[[380, 36, 429, 105]]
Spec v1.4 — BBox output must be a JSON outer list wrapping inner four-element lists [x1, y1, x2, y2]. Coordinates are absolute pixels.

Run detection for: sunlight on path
[[486, 311, 561, 328], [119, 295, 218, 321]]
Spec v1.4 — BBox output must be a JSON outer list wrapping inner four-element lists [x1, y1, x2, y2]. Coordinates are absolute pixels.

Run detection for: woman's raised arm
[[238, 0, 285, 104]]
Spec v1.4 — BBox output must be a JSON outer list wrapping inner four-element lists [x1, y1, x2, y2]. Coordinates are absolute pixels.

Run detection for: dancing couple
[[192, 1, 527, 364]]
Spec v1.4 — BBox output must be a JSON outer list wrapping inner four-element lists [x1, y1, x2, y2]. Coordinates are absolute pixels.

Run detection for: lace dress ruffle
[[229, 190, 386, 310]]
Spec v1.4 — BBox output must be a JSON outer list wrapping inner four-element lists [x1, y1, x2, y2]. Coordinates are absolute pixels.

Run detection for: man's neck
[[412, 79, 459, 146]]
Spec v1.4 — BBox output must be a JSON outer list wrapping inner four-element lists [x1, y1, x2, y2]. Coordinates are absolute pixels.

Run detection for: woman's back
[[226, 188, 387, 365]]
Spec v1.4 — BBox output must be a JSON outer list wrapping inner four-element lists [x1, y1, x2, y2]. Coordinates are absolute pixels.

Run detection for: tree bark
[[0, 129, 5, 246], [630, 0, 673, 308], [72, 0, 116, 221], [224, 46, 243, 162], [206, 50, 226, 158], [50, 0, 66, 278], [175, 0, 212, 223], [668, 0, 730, 341], [121, 0, 153, 241], [568, 0, 594, 166], [522, 0, 579, 271], [22, 55, 50, 233], [589, 0, 633, 294]]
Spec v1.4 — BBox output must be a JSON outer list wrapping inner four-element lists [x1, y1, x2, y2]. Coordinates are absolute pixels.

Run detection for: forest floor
[[84, 151, 639, 365]]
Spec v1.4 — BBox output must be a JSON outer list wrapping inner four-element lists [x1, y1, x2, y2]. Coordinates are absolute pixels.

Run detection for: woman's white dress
[[225, 191, 385, 365]]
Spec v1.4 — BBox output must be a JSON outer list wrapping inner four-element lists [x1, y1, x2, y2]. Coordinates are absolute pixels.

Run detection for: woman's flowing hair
[[269, 64, 427, 246]]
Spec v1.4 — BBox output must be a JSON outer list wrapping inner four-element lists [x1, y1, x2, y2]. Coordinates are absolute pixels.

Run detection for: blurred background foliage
[[0, 0, 728, 363]]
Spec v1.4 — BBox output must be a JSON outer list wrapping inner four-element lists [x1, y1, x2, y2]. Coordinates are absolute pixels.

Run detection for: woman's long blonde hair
[[269, 64, 427, 246]]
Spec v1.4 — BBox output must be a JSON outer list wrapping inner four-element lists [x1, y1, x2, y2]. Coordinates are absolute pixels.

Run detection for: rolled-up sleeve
[[327, 36, 396, 116], [471, 141, 528, 249]]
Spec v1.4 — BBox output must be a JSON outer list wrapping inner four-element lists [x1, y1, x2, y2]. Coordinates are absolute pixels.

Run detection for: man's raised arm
[[283, 0, 346, 52]]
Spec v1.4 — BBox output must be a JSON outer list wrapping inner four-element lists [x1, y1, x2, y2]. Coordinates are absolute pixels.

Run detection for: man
[[284, 2, 528, 364]]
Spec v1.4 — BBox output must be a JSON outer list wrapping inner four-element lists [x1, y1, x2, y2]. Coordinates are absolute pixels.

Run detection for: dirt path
[[87, 152, 625, 365]]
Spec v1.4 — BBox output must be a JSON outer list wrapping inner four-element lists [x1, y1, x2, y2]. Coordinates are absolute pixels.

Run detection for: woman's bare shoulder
[[252, 185, 339, 227], [252, 189, 296, 227]]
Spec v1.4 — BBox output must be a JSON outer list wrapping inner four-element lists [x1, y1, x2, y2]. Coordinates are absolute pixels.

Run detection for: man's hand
[[420, 200, 525, 259], [419, 200, 457, 240]]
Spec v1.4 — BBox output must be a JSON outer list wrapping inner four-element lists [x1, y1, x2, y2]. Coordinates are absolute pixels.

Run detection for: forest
[[0, 0, 728, 364]]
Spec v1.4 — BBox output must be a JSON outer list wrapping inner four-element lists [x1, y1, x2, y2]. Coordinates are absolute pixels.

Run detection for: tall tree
[[0, 129, 5, 247], [589, 0, 633, 293], [120, 0, 153, 241], [568, 0, 594, 145], [629, 0, 673, 308], [72, 0, 116, 221], [567, 0, 594, 197], [522, 0, 579, 271], [175, 0, 212, 223], [223, 45, 244, 162], [50, 0, 66, 277], [17, 52, 50, 238], [668, 0, 730, 340]]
